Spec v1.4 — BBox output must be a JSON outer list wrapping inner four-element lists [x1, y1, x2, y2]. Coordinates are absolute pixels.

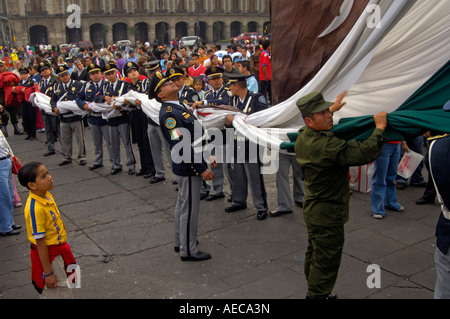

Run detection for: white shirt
[[0, 131, 10, 158]]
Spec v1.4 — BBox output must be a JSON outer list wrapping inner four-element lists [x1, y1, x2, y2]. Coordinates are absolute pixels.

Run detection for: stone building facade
[[0, 0, 270, 48]]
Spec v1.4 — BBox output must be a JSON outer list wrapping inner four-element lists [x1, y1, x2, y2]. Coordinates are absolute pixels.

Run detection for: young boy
[[18, 162, 76, 298]]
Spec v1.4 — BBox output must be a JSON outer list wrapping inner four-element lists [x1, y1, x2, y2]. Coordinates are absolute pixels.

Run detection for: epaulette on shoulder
[[428, 134, 449, 142]]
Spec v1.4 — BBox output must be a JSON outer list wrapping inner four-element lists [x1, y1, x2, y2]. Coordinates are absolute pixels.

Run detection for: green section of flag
[[280, 60, 450, 151]]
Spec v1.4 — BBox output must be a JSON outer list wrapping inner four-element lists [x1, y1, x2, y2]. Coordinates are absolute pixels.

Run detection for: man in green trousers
[[295, 92, 388, 299]]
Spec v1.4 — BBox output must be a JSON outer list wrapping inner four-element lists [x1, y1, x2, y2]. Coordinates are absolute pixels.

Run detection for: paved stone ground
[[0, 128, 440, 300]]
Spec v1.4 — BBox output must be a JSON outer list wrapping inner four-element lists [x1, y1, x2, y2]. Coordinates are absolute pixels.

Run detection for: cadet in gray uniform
[[270, 151, 305, 217], [38, 60, 60, 157], [98, 63, 136, 175], [149, 71, 215, 261], [145, 59, 171, 184], [192, 66, 233, 202], [76, 63, 114, 171], [224, 74, 269, 220], [51, 65, 86, 166]]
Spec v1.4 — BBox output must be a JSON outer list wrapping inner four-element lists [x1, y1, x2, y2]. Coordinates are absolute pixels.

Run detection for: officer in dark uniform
[[38, 60, 60, 156], [98, 62, 136, 175], [149, 71, 215, 261], [16, 67, 36, 140], [124, 61, 155, 179], [167, 66, 200, 105], [76, 63, 113, 171], [224, 73, 269, 220], [432, 101, 450, 299], [193, 66, 233, 202], [51, 64, 86, 166]]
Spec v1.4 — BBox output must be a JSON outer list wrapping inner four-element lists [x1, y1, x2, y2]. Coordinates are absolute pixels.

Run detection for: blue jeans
[[371, 143, 403, 216], [0, 158, 15, 233]]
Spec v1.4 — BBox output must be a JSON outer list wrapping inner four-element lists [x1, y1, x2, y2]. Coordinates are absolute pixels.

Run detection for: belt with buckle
[[0, 154, 11, 161]]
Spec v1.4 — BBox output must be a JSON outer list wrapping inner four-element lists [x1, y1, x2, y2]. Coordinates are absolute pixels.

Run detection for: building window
[[157, 0, 166, 12], [231, 0, 240, 13], [30, 0, 43, 14], [136, 0, 146, 11], [177, 0, 186, 12], [115, 0, 125, 12], [91, 0, 102, 13], [215, 0, 222, 12], [249, 0, 256, 13]]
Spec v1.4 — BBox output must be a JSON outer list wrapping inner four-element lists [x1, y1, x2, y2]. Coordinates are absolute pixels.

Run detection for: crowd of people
[[0, 37, 448, 300]]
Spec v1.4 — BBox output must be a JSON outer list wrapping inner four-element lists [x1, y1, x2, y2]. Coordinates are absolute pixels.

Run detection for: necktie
[[213, 92, 217, 99]]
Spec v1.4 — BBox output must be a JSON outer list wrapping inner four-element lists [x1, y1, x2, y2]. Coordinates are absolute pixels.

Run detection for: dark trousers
[[21, 101, 36, 138], [5, 105, 19, 125], [131, 109, 155, 174], [305, 224, 344, 299], [259, 80, 272, 105]]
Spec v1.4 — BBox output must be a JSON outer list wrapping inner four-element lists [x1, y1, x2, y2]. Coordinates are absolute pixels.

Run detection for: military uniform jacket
[[159, 101, 208, 177], [39, 76, 59, 97], [229, 91, 267, 160], [102, 79, 131, 127], [128, 79, 149, 122], [76, 80, 108, 126], [203, 86, 231, 107], [179, 85, 199, 105], [230, 91, 267, 115], [295, 127, 385, 227], [429, 135, 450, 254], [50, 79, 84, 123]]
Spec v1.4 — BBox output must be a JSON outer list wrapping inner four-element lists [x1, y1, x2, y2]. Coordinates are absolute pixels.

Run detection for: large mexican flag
[[237, 0, 450, 151]]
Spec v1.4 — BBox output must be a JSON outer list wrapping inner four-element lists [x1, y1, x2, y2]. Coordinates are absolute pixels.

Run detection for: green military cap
[[296, 92, 334, 116]]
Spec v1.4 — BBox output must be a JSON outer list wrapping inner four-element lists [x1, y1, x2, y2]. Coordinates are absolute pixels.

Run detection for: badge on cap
[[156, 72, 163, 79], [127, 62, 132, 67]]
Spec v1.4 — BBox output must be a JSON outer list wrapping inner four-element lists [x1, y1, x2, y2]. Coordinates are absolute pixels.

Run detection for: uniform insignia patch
[[165, 117, 177, 130], [192, 95, 198, 102], [182, 112, 190, 119], [258, 95, 266, 104], [166, 105, 172, 113], [169, 129, 181, 140]]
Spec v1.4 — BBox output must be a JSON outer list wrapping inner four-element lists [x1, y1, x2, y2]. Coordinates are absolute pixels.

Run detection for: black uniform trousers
[[131, 108, 155, 175]]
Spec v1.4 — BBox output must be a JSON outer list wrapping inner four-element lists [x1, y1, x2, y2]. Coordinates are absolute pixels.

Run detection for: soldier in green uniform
[[295, 92, 388, 299]]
